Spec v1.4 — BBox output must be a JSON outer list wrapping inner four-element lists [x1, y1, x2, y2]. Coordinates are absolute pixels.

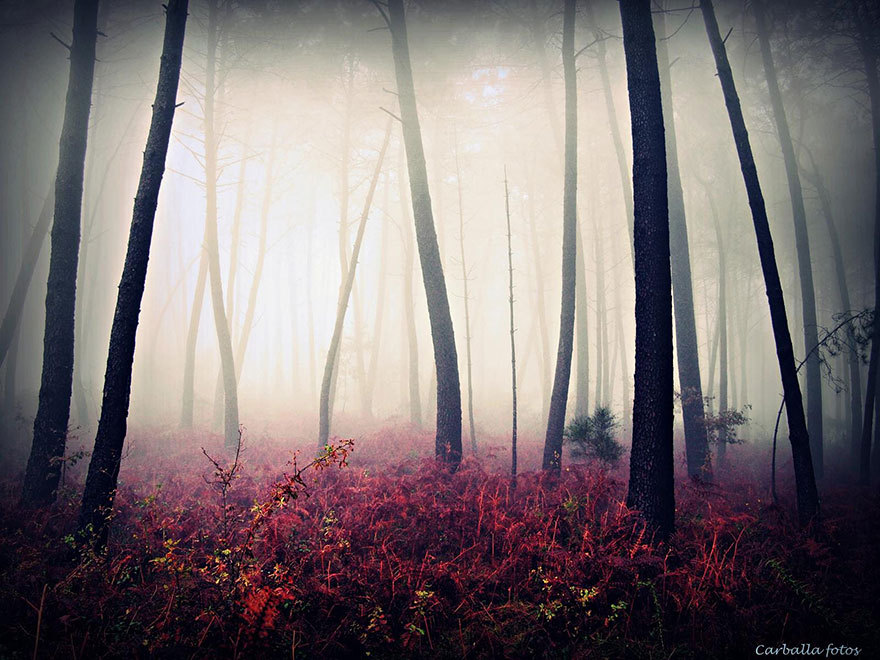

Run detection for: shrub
[[564, 406, 623, 466]]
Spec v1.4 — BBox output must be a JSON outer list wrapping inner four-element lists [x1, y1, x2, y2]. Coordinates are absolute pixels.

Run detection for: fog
[[0, 0, 874, 468]]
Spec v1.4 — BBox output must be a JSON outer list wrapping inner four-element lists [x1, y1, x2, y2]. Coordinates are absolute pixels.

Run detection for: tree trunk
[[619, 0, 675, 540], [505, 168, 518, 479], [655, 9, 710, 481], [180, 250, 207, 428], [455, 138, 478, 455], [541, 0, 577, 472], [585, 1, 635, 268], [592, 213, 606, 407], [203, 0, 239, 450], [575, 220, 590, 418], [0, 188, 53, 371], [365, 170, 391, 415], [77, 0, 187, 545], [700, 0, 819, 524], [526, 174, 551, 423], [318, 120, 391, 447], [799, 147, 863, 468], [386, 0, 461, 465], [753, 0, 824, 477], [21, 0, 99, 508]]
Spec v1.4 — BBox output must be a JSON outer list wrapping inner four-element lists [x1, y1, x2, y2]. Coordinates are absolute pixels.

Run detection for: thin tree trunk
[[203, 0, 239, 449], [318, 120, 391, 447], [592, 213, 606, 407], [585, 1, 635, 268], [542, 0, 577, 472], [21, 0, 99, 508], [505, 167, 518, 479], [754, 0, 824, 477], [181, 250, 207, 427], [77, 0, 187, 545], [619, 0, 675, 540], [455, 137, 477, 454], [226, 132, 250, 340], [701, 0, 819, 524], [0, 188, 53, 371], [386, 0, 462, 465], [656, 9, 710, 480]]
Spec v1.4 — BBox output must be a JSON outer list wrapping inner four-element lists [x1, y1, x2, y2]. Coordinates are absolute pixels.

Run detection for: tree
[[505, 167, 518, 480], [78, 0, 189, 547], [318, 120, 392, 447], [203, 0, 239, 449], [655, 8, 711, 481], [700, 0, 819, 524], [379, 0, 462, 466], [753, 0, 824, 478], [21, 0, 100, 508], [619, 0, 675, 540], [541, 0, 577, 473]]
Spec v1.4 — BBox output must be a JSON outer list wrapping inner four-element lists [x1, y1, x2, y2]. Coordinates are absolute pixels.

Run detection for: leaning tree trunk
[[386, 0, 461, 466], [799, 146, 863, 468], [203, 0, 239, 450], [620, 0, 675, 540], [655, 9, 711, 481], [77, 0, 188, 547], [21, 0, 99, 508], [753, 0, 824, 478], [318, 120, 392, 447], [541, 0, 577, 473], [857, 10, 880, 485], [701, 0, 819, 524]]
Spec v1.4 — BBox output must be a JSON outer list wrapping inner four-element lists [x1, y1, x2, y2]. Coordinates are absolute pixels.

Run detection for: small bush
[[564, 406, 623, 466]]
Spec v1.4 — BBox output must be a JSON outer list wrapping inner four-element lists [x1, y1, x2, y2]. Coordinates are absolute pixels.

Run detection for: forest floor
[[0, 422, 877, 659]]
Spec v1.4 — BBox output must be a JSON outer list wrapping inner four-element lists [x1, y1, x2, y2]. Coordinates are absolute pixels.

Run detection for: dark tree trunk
[[705, 185, 729, 463], [77, 0, 188, 545], [655, 10, 711, 481], [0, 189, 53, 371], [619, 0, 675, 540], [318, 121, 391, 447], [386, 0, 462, 466], [21, 0, 99, 508], [542, 0, 577, 472], [700, 0, 819, 524], [575, 220, 590, 418], [753, 0, 824, 478]]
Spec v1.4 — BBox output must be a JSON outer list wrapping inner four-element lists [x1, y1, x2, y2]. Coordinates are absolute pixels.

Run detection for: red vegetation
[[0, 427, 877, 658]]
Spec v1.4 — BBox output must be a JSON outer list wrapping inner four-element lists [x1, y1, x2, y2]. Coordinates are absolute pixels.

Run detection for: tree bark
[[753, 0, 824, 477], [77, 0, 187, 545], [655, 9, 711, 481], [701, 0, 819, 524], [21, 0, 99, 508], [620, 0, 675, 540], [542, 0, 577, 473], [318, 120, 391, 447], [386, 0, 462, 466]]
